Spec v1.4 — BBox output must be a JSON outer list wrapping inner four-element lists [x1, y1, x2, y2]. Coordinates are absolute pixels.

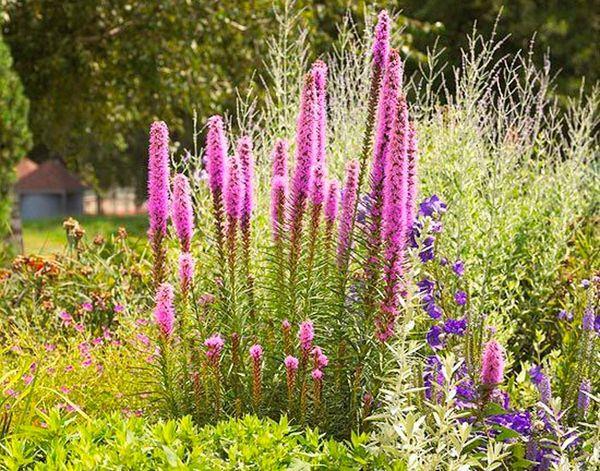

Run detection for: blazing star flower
[[418, 195, 447, 218], [311, 369, 324, 381], [237, 136, 255, 223], [154, 283, 175, 338], [205, 115, 228, 198], [337, 160, 360, 268], [557, 309, 573, 322], [178, 252, 195, 294], [284, 355, 299, 371], [204, 334, 225, 362], [324, 179, 340, 224], [298, 320, 314, 351], [270, 175, 288, 241], [481, 340, 504, 386], [312, 347, 329, 368], [372, 10, 390, 71], [426, 325, 444, 349], [171, 174, 194, 252], [310, 60, 328, 207], [452, 260, 465, 277], [454, 290, 468, 306], [578, 378, 591, 414], [443, 318, 467, 336], [224, 152, 243, 221], [249, 344, 263, 362], [147, 121, 170, 237]]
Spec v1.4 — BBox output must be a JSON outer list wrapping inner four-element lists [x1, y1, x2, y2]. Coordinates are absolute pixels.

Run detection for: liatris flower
[[298, 320, 314, 352], [205, 115, 228, 264], [377, 95, 410, 341], [224, 152, 243, 221], [309, 60, 328, 208], [481, 340, 504, 387], [368, 49, 404, 251], [154, 283, 175, 339], [249, 344, 263, 408], [405, 121, 418, 234], [312, 346, 329, 369], [238, 136, 254, 224], [324, 179, 340, 226], [148, 121, 170, 238], [284, 355, 299, 411], [311, 368, 324, 411], [271, 139, 288, 180], [147, 121, 170, 286], [206, 116, 227, 199], [578, 378, 591, 415], [270, 176, 288, 242], [204, 334, 225, 364], [178, 252, 195, 299], [171, 174, 194, 252], [372, 10, 390, 72], [337, 160, 360, 270]]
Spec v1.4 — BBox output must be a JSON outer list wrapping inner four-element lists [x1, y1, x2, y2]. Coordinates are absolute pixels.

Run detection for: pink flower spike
[[311, 369, 324, 381], [481, 340, 504, 386], [171, 173, 195, 252], [284, 355, 299, 371], [337, 160, 360, 269], [206, 115, 228, 197], [147, 121, 170, 237], [270, 176, 288, 241], [249, 344, 263, 362], [153, 283, 175, 338], [271, 139, 288, 180], [298, 320, 314, 351], [324, 179, 340, 224], [224, 151, 243, 220], [372, 11, 390, 71], [178, 252, 195, 294], [309, 60, 328, 207], [237, 136, 255, 223], [204, 334, 225, 361]]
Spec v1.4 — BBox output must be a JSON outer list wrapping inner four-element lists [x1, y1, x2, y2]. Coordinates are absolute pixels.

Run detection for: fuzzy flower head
[[171, 174, 194, 251], [311, 369, 324, 381], [324, 179, 340, 224], [147, 121, 170, 237], [284, 355, 299, 371], [204, 334, 225, 362], [249, 344, 263, 362], [271, 139, 288, 180], [205, 115, 228, 196], [224, 152, 244, 220], [372, 10, 390, 71], [310, 60, 328, 207], [337, 160, 360, 268], [481, 340, 504, 386], [312, 346, 329, 368], [154, 283, 175, 338], [270, 175, 288, 241], [237, 136, 254, 222], [298, 320, 315, 351], [178, 252, 195, 292]]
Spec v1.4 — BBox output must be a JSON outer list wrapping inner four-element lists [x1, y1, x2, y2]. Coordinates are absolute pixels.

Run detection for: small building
[[15, 159, 87, 220]]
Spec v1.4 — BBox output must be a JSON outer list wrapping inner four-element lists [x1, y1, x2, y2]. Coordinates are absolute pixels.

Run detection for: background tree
[[0, 28, 31, 250]]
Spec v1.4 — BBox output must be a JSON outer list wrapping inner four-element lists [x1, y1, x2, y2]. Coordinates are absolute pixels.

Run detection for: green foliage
[[0, 413, 381, 469], [0, 29, 31, 238]]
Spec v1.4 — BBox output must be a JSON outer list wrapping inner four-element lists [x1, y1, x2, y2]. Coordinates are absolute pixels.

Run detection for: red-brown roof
[[15, 158, 38, 179], [15, 160, 87, 193]]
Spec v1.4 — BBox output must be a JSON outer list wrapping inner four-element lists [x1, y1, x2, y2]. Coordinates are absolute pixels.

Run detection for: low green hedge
[[0, 412, 386, 469]]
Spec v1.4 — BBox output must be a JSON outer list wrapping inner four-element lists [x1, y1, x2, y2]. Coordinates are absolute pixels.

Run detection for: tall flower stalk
[[147, 121, 170, 287], [171, 174, 194, 253], [288, 73, 318, 320], [323, 179, 340, 253], [249, 344, 263, 410], [337, 160, 360, 272], [238, 136, 255, 314], [205, 115, 228, 267]]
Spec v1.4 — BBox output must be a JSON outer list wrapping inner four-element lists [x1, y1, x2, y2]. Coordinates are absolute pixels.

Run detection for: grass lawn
[[22, 214, 148, 255]]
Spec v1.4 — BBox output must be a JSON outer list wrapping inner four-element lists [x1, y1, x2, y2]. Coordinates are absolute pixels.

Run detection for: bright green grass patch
[[22, 215, 148, 255]]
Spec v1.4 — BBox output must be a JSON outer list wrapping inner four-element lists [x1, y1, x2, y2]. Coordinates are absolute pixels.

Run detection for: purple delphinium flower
[[418, 195, 447, 218], [426, 325, 444, 349], [270, 176, 288, 242], [481, 340, 504, 386], [424, 355, 444, 401], [368, 49, 403, 251], [147, 121, 170, 238], [372, 10, 390, 72], [417, 278, 435, 295], [309, 60, 328, 208], [205, 116, 227, 198], [419, 236, 435, 263], [582, 307, 595, 331], [529, 366, 552, 402], [557, 309, 573, 322], [405, 122, 419, 235], [577, 378, 591, 415], [324, 179, 340, 225], [298, 320, 314, 352], [488, 411, 531, 436], [452, 260, 465, 277], [237, 136, 255, 224], [171, 174, 194, 252], [154, 283, 175, 338], [443, 318, 467, 336], [337, 160, 360, 269], [454, 290, 468, 306], [426, 303, 443, 320]]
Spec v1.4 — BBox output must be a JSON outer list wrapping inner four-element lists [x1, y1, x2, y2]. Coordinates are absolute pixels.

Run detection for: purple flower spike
[[238, 136, 255, 223], [224, 152, 243, 220], [154, 283, 175, 338], [481, 340, 504, 386], [372, 11, 390, 71], [271, 139, 288, 180], [270, 176, 288, 241], [324, 179, 340, 224], [310, 60, 328, 207], [578, 378, 591, 414], [337, 160, 360, 269], [171, 174, 194, 252], [582, 307, 595, 331], [147, 121, 170, 237], [205, 116, 228, 198]]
